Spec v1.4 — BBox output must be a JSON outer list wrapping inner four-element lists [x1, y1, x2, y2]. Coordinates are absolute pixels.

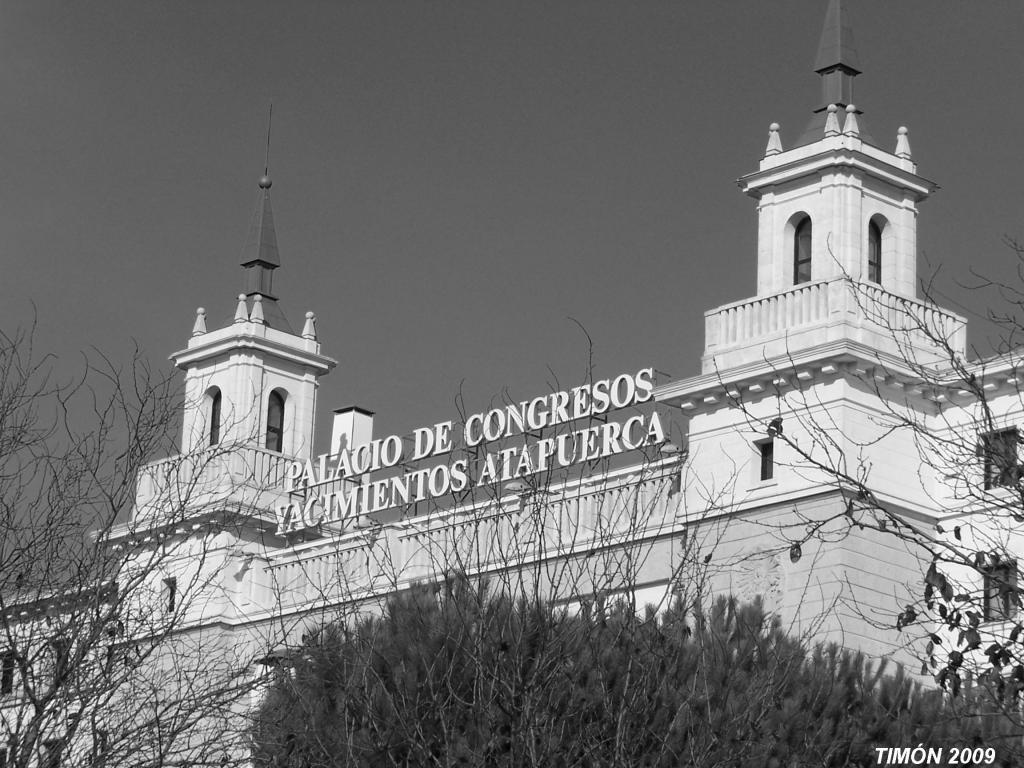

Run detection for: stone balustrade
[[703, 278, 967, 372], [133, 445, 292, 521]]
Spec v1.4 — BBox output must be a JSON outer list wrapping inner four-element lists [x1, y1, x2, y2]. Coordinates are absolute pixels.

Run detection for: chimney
[[331, 407, 374, 457]]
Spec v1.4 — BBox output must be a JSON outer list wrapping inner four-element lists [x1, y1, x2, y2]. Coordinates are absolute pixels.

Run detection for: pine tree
[[252, 583, 1023, 767]]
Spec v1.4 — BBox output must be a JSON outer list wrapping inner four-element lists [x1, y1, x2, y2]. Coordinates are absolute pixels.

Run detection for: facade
[[130, 0, 1014, 695], [4, 1, 1023, 764]]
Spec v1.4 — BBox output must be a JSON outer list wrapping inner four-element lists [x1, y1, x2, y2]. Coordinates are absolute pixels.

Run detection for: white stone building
[[134, 0, 1013, 683], [4, 1, 1022, 764]]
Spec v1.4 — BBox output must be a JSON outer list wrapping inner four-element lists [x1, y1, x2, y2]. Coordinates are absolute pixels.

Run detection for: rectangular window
[[868, 221, 882, 283], [104, 644, 120, 675], [163, 577, 177, 613], [1, 651, 15, 695], [87, 729, 110, 767], [794, 218, 812, 285], [209, 390, 221, 446], [795, 255, 812, 284], [49, 639, 69, 684], [868, 256, 880, 282], [984, 559, 1018, 622], [103, 620, 125, 676], [757, 439, 774, 481], [981, 428, 1020, 489], [42, 740, 62, 768]]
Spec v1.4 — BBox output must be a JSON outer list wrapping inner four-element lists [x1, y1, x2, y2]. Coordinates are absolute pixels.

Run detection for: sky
[[1, 1, 1023, 451]]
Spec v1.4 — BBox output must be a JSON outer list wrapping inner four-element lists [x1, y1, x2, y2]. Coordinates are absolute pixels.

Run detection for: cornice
[[170, 324, 337, 374], [739, 143, 936, 202], [656, 339, 1024, 419]]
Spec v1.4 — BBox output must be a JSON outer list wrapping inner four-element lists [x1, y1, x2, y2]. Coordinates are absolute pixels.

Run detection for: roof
[[814, 0, 861, 75], [240, 179, 281, 269]]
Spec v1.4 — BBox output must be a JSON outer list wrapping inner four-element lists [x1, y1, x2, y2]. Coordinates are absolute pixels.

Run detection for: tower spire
[[264, 103, 273, 177], [813, 0, 861, 112], [238, 106, 293, 332], [800, 0, 868, 145]]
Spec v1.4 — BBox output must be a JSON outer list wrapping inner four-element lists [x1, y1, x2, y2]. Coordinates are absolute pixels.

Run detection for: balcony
[[702, 278, 967, 373], [133, 445, 293, 523]]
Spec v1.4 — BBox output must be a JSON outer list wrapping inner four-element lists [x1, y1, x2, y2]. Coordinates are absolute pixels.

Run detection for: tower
[[700, 0, 965, 375], [119, 168, 340, 674], [171, 172, 336, 460], [655, 0, 966, 663]]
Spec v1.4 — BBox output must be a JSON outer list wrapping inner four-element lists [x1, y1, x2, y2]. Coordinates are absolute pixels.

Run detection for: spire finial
[[842, 104, 860, 136], [764, 123, 783, 156], [192, 307, 207, 336], [302, 311, 318, 340], [824, 104, 841, 137], [250, 293, 266, 324], [234, 294, 249, 323], [260, 103, 273, 189], [895, 126, 912, 159]]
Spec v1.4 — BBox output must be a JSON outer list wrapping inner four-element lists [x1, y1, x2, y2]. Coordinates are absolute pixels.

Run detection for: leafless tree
[[0, 324, 267, 767]]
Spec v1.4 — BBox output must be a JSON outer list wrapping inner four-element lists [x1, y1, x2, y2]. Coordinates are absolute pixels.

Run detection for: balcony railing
[[133, 445, 293, 521], [703, 278, 967, 369]]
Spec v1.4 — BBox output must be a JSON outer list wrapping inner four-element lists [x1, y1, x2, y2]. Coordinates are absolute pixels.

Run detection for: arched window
[[208, 388, 221, 446], [868, 219, 882, 283], [793, 216, 812, 285], [266, 390, 285, 452]]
